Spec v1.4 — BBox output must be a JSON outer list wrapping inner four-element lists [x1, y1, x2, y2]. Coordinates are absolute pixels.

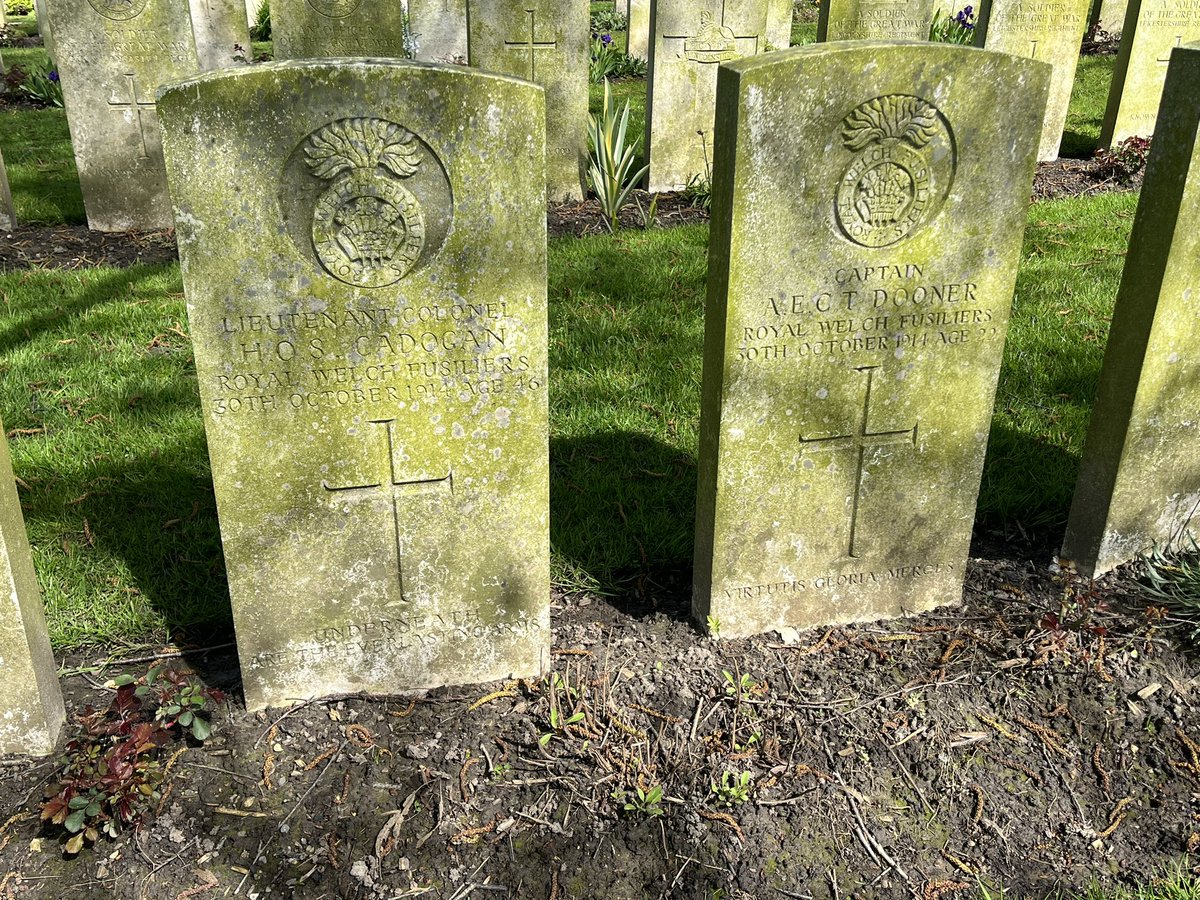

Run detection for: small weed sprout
[[613, 784, 665, 817], [711, 770, 752, 807], [722, 669, 757, 701], [706, 614, 721, 637]]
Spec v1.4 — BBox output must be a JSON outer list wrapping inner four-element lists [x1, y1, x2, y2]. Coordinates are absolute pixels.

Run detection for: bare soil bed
[[0, 531, 1198, 900]]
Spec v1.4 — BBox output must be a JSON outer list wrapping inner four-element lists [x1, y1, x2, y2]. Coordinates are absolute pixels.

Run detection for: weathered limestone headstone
[[1088, 0, 1130, 33], [693, 42, 1050, 637], [273, 0, 408, 58], [1063, 43, 1200, 578], [818, 0, 936, 40], [0, 419, 65, 756], [767, 0, 793, 46], [1098, 0, 1200, 145], [975, 0, 1092, 160], [244, 0, 256, 25], [468, 0, 588, 201], [46, 0, 199, 231], [629, 0, 651, 58], [0, 146, 15, 231], [646, 0, 770, 192], [158, 61, 551, 711], [410, 0, 468, 63], [190, 0, 252, 69]]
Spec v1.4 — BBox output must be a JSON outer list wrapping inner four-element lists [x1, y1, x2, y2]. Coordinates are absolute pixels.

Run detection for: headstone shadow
[[550, 431, 697, 623]]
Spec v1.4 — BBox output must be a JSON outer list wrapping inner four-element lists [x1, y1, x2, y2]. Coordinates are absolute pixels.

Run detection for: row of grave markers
[[2, 41, 1197, 755], [13, 0, 1197, 232]]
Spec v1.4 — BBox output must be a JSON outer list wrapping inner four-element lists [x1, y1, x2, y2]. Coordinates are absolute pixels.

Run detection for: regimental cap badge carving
[[834, 95, 955, 248], [303, 0, 362, 18], [86, 0, 149, 20], [684, 10, 739, 63], [305, 118, 427, 288]]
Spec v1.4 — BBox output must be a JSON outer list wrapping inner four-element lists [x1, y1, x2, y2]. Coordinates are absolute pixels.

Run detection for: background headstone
[[158, 61, 551, 711], [410, 0, 468, 63], [0, 419, 66, 757], [693, 43, 1050, 637], [1063, 43, 1200, 578], [273, 0, 408, 58], [244, 0, 256, 25], [975, 0, 1092, 160], [1098, 0, 1200, 145], [1088, 0, 1130, 33], [767, 0, 793, 46], [468, 0, 588, 202], [0, 145, 14, 231], [46, 0, 199, 231], [33, 0, 56, 57], [628, 0, 651, 58], [818, 0, 936, 40], [190, 0, 252, 69], [646, 0, 769, 192]]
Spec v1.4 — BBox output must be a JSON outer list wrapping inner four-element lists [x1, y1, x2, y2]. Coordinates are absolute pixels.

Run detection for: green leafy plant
[[722, 669, 758, 701], [929, 5, 976, 43], [706, 614, 721, 637], [590, 6, 626, 32], [1094, 135, 1152, 184], [18, 64, 62, 108], [590, 32, 622, 83], [710, 770, 752, 808], [1141, 536, 1200, 642], [587, 79, 649, 232], [613, 784, 665, 817], [683, 171, 712, 209], [0, 24, 24, 48], [40, 666, 224, 854], [249, 0, 271, 41], [539, 705, 586, 747]]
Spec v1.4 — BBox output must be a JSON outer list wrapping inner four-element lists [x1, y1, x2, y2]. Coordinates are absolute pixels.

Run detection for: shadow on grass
[[1060, 128, 1101, 160], [551, 431, 697, 622], [0, 266, 158, 354]]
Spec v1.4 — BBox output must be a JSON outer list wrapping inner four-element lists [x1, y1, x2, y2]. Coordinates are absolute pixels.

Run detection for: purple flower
[[601, 33, 612, 44], [49, 70, 60, 82]]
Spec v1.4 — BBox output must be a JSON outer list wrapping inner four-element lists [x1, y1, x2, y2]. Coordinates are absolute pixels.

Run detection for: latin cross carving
[[799, 365, 918, 559], [322, 418, 453, 602], [663, 0, 760, 62], [504, 7, 558, 80], [107, 73, 156, 159]]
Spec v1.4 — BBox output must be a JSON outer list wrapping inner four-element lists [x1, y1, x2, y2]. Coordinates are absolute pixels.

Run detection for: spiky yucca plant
[[587, 80, 649, 232]]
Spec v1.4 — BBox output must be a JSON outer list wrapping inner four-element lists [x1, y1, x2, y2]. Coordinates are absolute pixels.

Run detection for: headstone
[[0, 420, 65, 757], [767, 0, 793, 46], [158, 60, 551, 711], [190, 0, 252, 69], [1088, 0, 1129, 33], [409, 0, 468, 63], [1063, 43, 1200, 578], [693, 42, 1050, 637], [1098, 0, 1200, 146], [0, 146, 15, 231], [646, 0, 770, 192], [468, 0, 588, 201], [273, 0, 408, 58], [45, 0, 199, 231], [244, 0, 256, 26], [33, 0, 55, 56], [975, 0, 1092, 160], [629, 0, 651, 58], [818, 0, 936, 40]]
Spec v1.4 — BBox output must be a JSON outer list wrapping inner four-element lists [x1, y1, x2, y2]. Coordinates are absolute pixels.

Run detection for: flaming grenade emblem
[[306, 118, 426, 288], [835, 95, 950, 248]]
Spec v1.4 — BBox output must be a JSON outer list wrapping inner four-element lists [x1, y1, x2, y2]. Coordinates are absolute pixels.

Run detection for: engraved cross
[[504, 8, 558, 80], [107, 73, 156, 160], [799, 365, 917, 559], [323, 418, 453, 603], [1158, 35, 1183, 63]]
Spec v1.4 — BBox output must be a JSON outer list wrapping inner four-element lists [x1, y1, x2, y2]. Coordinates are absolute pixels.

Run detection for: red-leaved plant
[[40, 665, 224, 854]]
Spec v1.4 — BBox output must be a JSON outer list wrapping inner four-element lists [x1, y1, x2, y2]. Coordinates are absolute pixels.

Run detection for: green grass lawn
[[0, 43, 1135, 645]]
